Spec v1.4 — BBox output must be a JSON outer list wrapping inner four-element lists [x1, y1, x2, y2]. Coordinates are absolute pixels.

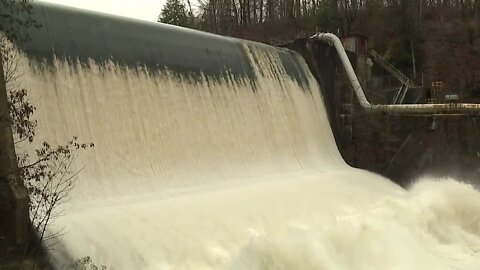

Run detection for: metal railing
[[370, 50, 415, 104], [370, 50, 413, 86], [392, 83, 410, 104]]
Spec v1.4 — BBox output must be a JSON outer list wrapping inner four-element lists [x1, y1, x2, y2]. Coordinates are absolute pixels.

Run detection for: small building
[[342, 34, 368, 55], [342, 34, 370, 87]]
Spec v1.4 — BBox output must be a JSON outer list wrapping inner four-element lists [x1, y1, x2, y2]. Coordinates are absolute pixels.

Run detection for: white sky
[[42, 0, 165, 22]]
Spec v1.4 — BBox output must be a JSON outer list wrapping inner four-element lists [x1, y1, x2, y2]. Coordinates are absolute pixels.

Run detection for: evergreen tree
[[158, 0, 189, 27]]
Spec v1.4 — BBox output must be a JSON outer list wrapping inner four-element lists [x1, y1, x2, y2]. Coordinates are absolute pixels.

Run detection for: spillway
[[7, 2, 480, 269]]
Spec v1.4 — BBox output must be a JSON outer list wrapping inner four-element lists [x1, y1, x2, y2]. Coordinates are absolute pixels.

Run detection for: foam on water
[[17, 43, 480, 269], [233, 178, 480, 270]]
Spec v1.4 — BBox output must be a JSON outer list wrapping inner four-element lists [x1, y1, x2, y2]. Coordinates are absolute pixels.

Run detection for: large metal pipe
[[310, 33, 480, 115]]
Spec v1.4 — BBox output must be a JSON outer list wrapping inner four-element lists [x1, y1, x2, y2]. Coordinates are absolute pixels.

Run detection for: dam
[[1, 2, 480, 269]]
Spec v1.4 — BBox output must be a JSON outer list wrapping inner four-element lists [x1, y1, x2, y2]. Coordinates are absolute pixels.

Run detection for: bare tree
[[1, 12, 94, 263]]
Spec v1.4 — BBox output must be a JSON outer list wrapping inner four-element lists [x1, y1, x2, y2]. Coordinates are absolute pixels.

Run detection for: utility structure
[[369, 49, 414, 104], [310, 33, 480, 115], [428, 81, 444, 104], [299, 33, 480, 185]]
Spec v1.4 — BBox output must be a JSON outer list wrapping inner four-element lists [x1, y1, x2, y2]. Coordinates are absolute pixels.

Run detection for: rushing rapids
[[7, 2, 480, 269]]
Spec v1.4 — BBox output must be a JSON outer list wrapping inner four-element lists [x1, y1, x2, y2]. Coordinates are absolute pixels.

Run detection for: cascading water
[[9, 2, 480, 269]]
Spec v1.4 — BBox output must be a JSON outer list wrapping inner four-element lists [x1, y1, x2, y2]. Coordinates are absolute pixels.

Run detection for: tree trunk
[[186, 0, 194, 25], [259, 0, 263, 22], [232, 0, 239, 26], [474, 0, 480, 37], [0, 48, 29, 250], [253, 0, 257, 23], [246, 0, 251, 25]]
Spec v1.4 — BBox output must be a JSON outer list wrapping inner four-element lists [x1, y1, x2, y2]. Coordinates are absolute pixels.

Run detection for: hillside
[[161, 0, 480, 97]]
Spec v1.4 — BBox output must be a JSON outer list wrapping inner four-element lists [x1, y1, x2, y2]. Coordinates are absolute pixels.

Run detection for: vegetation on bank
[[160, 0, 480, 94], [0, 0, 102, 268]]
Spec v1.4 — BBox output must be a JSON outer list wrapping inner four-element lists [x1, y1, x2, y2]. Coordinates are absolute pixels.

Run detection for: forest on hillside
[[160, 0, 480, 96]]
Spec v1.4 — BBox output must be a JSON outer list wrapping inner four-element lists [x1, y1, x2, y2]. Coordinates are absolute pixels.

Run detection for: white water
[[19, 45, 480, 269]]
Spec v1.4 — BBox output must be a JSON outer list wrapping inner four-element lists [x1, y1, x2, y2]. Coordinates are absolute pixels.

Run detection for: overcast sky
[[42, 0, 165, 22]]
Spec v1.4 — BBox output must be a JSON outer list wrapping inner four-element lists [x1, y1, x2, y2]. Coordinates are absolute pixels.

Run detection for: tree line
[[159, 0, 480, 38], [159, 0, 480, 94]]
